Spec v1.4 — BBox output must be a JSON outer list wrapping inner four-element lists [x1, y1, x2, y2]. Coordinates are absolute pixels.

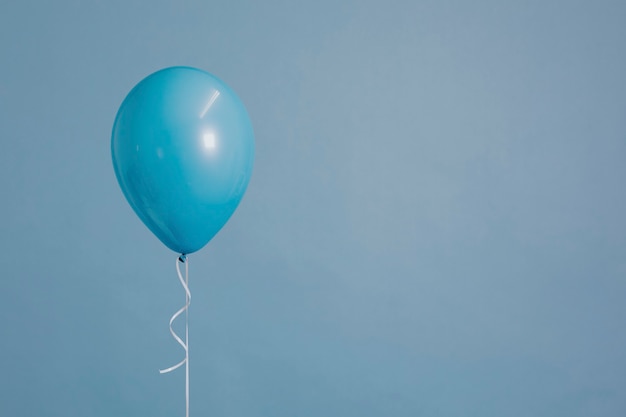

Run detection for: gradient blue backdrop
[[1, 1, 625, 416]]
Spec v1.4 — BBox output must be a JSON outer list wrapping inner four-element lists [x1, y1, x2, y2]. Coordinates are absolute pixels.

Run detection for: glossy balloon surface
[[112, 67, 254, 254]]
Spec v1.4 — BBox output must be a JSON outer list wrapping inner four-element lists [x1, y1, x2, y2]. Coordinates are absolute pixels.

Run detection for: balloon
[[111, 67, 255, 254]]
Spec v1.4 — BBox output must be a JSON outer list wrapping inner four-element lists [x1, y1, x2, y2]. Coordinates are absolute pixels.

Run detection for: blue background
[[1, 1, 625, 416]]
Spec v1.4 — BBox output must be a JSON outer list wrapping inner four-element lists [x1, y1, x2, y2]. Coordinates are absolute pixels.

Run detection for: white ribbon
[[160, 255, 191, 417]]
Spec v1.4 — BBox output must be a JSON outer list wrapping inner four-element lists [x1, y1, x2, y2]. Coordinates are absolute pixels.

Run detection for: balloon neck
[[178, 254, 187, 263]]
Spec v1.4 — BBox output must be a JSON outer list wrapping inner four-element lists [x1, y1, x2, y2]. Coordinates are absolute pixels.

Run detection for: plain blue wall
[[1, 1, 625, 416]]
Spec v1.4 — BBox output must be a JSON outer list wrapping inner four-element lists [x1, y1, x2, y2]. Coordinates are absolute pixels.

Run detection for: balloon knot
[[178, 254, 187, 263]]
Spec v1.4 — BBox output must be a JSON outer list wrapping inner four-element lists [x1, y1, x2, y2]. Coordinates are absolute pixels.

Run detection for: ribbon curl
[[160, 255, 191, 417]]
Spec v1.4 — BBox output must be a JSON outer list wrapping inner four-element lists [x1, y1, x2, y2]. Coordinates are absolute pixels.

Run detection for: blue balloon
[[112, 67, 255, 254]]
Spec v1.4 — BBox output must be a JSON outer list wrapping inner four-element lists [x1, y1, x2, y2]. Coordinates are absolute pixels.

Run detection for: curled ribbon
[[160, 255, 191, 417]]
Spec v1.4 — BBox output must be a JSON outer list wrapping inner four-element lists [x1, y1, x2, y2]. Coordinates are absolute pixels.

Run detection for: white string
[[160, 255, 191, 417]]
